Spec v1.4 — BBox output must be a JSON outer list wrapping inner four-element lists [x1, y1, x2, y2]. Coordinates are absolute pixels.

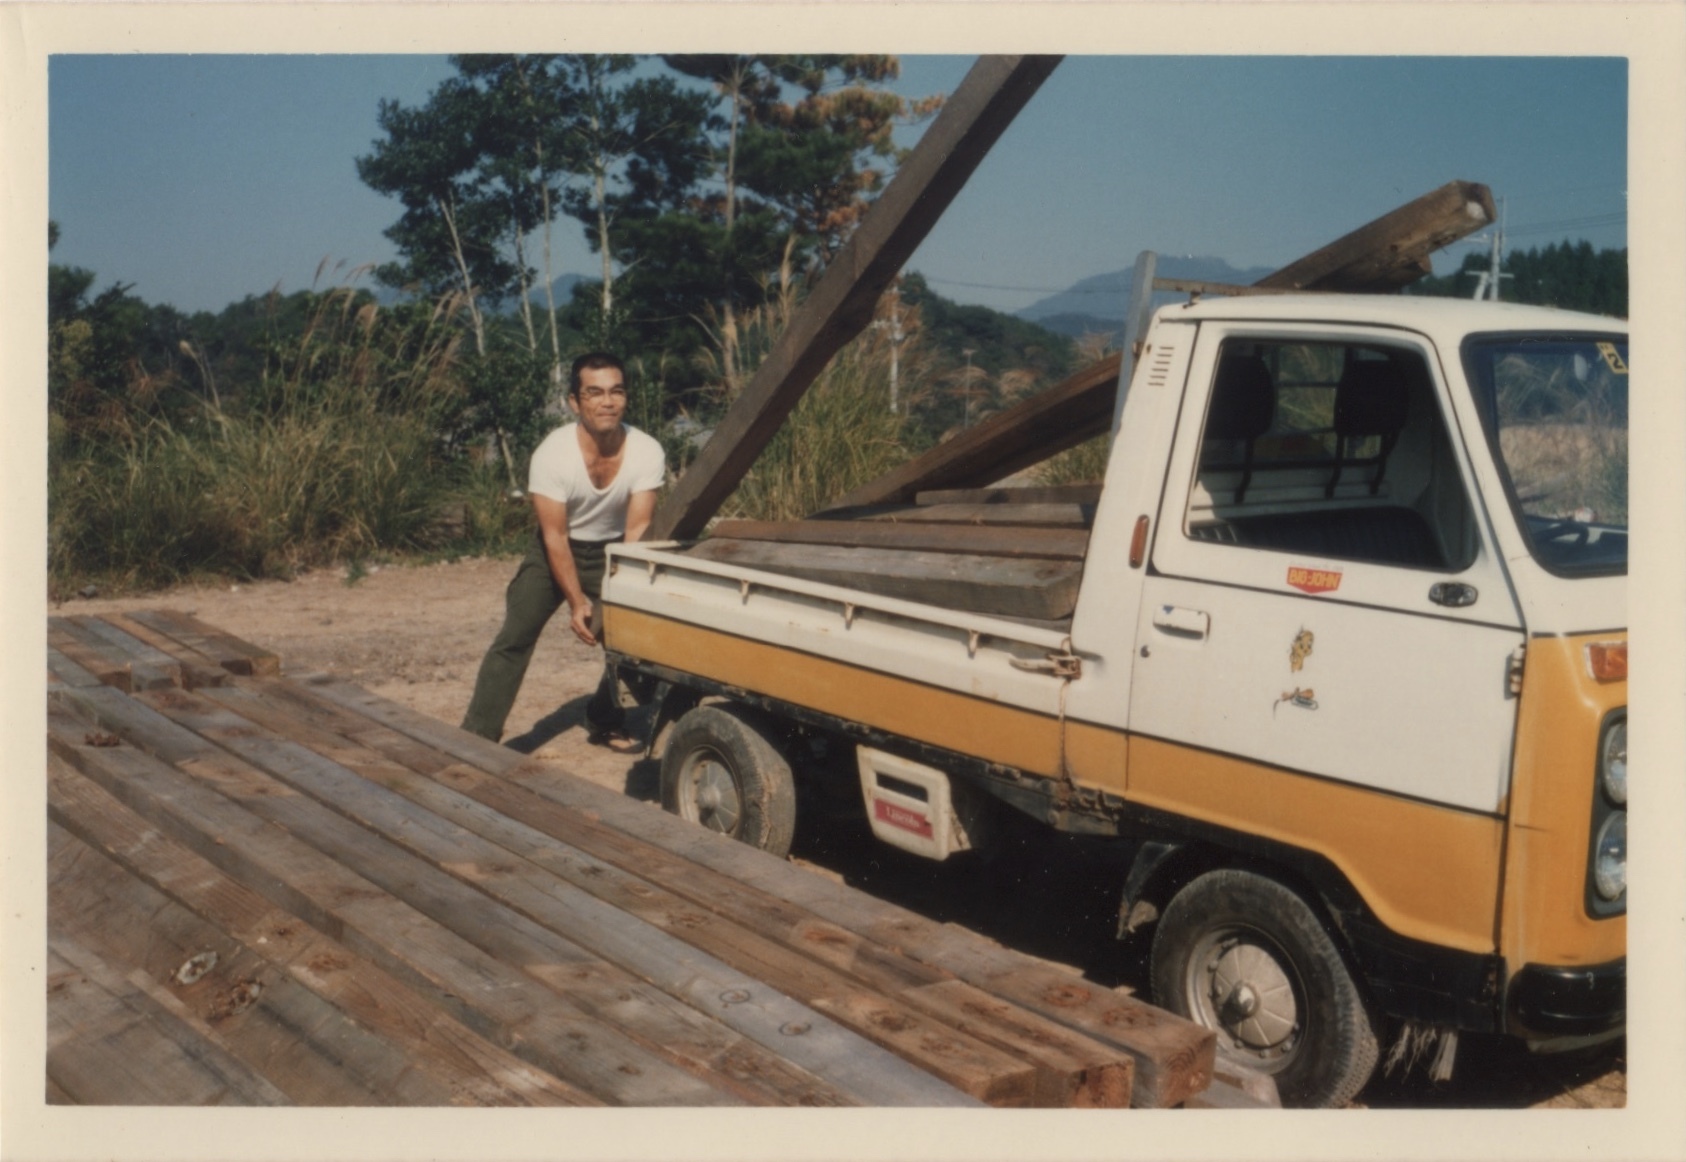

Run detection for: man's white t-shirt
[[527, 424, 666, 542]]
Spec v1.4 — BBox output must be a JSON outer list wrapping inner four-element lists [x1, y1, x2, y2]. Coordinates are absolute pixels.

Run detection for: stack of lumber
[[45, 611, 1243, 1109], [691, 485, 1103, 623]]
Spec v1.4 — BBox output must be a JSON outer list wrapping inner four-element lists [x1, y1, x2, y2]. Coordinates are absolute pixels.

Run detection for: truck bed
[[44, 611, 1233, 1109], [692, 485, 1101, 625]]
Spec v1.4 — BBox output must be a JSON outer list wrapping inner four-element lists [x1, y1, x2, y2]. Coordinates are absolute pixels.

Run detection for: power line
[[921, 275, 1116, 294], [1450, 211, 1626, 244]]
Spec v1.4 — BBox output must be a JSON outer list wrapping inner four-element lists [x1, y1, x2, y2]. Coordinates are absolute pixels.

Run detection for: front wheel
[[1150, 868, 1379, 1107], [659, 704, 797, 857]]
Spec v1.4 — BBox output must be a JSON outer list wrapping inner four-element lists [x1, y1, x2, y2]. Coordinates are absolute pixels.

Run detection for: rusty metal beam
[[1255, 180, 1497, 292], [649, 55, 1064, 541]]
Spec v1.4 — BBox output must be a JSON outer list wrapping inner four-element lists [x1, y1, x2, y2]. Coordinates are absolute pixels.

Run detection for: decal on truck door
[[1287, 566, 1342, 594], [1289, 628, 1315, 672]]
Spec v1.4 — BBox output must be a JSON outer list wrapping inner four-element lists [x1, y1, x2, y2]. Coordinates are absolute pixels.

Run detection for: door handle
[[1152, 605, 1210, 639]]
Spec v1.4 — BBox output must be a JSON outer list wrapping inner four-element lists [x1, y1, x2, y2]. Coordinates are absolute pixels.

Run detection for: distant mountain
[[1017, 256, 1274, 341]]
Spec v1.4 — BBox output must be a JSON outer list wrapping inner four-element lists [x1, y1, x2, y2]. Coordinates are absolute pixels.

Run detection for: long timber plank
[[145, 681, 1014, 1106], [99, 611, 233, 690], [864, 502, 1094, 529], [66, 615, 187, 684], [47, 647, 105, 691], [50, 617, 178, 690], [302, 675, 1216, 1108], [915, 484, 1104, 507], [709, 518, 1089, 561], [47, 624, 132, 691], [126, 608, 280, 676], [47, 938, 291, 1106], [236, 677, 1130, 1107], [47, 772, 594, 1107], [681, 539, 1083, 622], [45, 695, 749, 1107]]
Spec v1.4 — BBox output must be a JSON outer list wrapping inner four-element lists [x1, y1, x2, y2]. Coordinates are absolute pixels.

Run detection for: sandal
[[586, 724, 639, 752]]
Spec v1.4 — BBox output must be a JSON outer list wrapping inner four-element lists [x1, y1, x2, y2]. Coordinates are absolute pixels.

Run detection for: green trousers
[[461, 534, 622, 742]]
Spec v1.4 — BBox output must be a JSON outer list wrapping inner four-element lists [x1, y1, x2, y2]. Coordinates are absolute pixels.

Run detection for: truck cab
[[1076, 295, 1626, 1101]]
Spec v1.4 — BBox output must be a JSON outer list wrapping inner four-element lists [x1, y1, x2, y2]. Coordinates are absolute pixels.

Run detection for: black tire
[[1150, 868, 1380, 1108], [659, 705, 797, 857]]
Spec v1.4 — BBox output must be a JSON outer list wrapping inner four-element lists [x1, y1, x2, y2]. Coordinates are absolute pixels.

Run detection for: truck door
[[1125, 323, 1521, 951]]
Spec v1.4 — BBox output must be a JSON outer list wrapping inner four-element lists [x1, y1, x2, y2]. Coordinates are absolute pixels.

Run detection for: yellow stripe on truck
[[1501, 633, 1626, 974], [607, 606, 1066, 776], [616, 604, 1513, 955], [1126, 736, 1505, 953]]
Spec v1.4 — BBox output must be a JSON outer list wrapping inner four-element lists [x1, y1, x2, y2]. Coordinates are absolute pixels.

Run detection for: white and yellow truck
[[602, 293, 1628, 1106]]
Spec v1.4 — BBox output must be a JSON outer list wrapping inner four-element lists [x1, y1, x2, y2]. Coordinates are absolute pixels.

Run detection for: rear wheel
[[660, 705, 797, 857], [1150, 868, 1379, 1107]]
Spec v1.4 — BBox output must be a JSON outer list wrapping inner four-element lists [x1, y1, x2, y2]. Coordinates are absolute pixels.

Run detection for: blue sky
[[47, 54, 1626, 317]]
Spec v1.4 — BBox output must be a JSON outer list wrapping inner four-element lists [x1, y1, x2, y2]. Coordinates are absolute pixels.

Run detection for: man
[[461, 351, 666, 746]]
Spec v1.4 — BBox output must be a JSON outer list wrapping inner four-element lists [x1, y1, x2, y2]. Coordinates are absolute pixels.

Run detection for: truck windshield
[[1464, 334, 1628, 576]]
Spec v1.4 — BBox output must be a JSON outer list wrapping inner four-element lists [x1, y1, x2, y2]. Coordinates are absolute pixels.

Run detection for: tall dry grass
[[48, 281, 490, 594], [705, 271, 926, 523]]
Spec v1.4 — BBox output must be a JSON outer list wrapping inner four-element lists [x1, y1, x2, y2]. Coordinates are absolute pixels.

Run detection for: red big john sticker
[[1287, 566, 1342, 595], [875, 799, 934, 838]]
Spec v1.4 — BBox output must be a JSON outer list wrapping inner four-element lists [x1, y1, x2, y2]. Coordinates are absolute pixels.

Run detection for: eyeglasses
[[579, 386, 627, 402]]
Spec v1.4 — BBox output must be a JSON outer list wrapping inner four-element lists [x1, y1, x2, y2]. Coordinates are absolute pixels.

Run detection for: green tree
[[658, 55, 939, 393], [1409, 241, 1627, 317], [897, 272, 1076, 443]]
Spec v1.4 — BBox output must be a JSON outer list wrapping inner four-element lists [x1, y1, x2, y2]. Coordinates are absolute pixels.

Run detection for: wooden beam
[[916, 484, 1102, 507], [682, 539, 1084, 621], [127, 609, 280, 677], [710, 519, 1089, 561], [826, 353, 1121, 510], [1255, 180, 1496, 292], [99, 611, 232, 690], [863, 502, 1092, 528], [650, 56, 1064, 542]]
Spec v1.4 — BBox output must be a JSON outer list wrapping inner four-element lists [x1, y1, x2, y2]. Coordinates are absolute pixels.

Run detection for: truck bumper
[[1506, 958, 1625, 1044]]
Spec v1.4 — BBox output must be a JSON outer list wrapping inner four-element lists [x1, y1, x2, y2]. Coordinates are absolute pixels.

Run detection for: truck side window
[[1186, 339, 1478, 572]]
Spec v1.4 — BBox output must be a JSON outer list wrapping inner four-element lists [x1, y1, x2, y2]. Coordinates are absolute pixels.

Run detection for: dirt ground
[[59, 554, 1626, 1109]]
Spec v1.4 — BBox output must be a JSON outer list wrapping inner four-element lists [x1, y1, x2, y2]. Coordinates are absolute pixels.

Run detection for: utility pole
[[1466, 196, 1511, 301], [1488, 196, 1509, 301]]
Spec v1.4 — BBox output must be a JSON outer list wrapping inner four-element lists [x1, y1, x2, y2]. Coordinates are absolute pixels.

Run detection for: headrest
[[1206, 353, 1276, 441], [1334, 359, 1409, 437]]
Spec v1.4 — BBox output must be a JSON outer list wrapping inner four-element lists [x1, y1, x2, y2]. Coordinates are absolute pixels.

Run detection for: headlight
[[1600, 720, 1627, 806], [1592, 812, 1626, 901]]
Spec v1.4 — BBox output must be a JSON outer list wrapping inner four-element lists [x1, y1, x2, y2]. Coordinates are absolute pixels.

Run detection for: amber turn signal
[[1129, 515, 1150, 568], [1586, 641, 1627, 681]]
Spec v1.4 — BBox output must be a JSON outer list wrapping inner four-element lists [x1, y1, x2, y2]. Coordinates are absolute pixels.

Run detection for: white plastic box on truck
[[602, 294, 1628, 1107]]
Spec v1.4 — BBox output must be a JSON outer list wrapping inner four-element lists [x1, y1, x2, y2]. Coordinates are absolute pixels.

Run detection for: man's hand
[[533, 492, 594, 644], [568, 598, 597, 647]]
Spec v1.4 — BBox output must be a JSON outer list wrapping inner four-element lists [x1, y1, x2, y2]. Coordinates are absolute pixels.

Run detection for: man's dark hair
[[569, 352, 625, 397]]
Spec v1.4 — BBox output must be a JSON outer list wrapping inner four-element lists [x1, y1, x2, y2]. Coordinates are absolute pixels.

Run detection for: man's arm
[[532, 493, 597, 646], [624, 490, 657, 545]]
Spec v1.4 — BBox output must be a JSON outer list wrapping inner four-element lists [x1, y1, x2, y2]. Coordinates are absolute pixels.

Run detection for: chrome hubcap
[[1190, 932, 1301, 1062], [682, 750, 741, 835]]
